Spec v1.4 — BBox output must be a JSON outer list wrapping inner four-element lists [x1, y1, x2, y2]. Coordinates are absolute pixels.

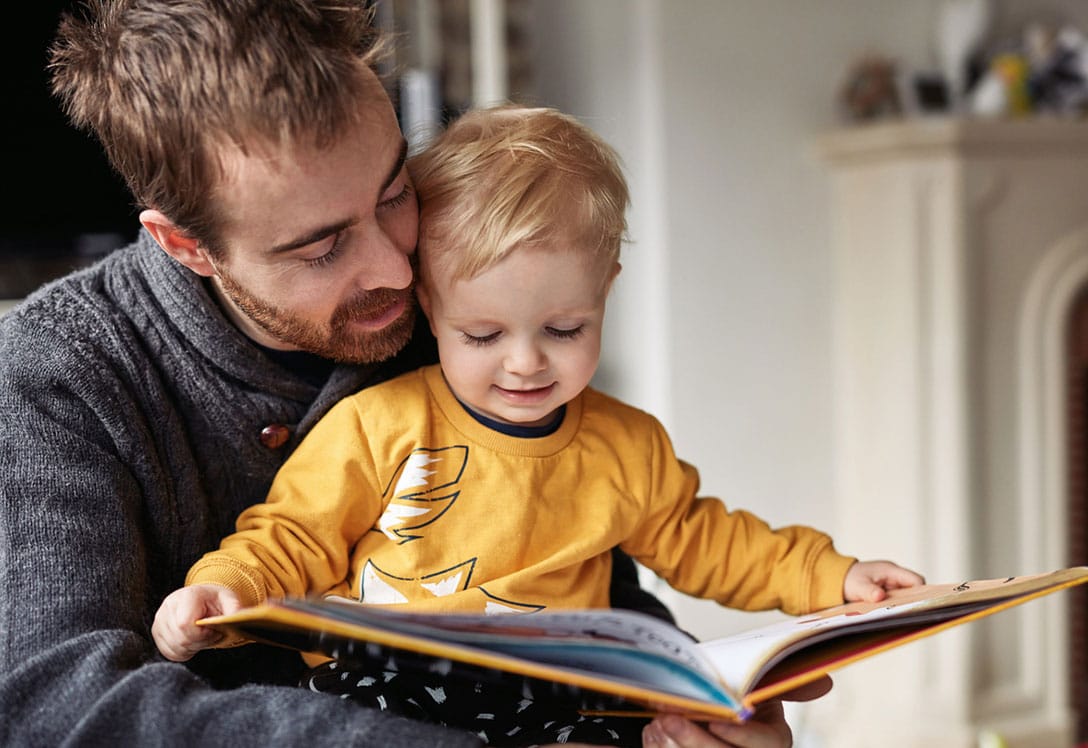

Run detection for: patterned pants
[[303, 652, 650, 746]]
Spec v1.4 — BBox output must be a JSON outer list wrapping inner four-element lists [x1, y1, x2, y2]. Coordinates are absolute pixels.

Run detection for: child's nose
[[504, 342, 546, 376]]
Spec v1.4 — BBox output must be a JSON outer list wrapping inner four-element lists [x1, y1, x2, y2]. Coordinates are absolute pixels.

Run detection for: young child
[[153, 105, 922, 745]]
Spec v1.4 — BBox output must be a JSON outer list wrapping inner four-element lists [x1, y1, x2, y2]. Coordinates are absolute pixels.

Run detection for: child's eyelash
[[459, 327, 585, 346], [461, 331, 500, 347], [547, 326, 585, 340]]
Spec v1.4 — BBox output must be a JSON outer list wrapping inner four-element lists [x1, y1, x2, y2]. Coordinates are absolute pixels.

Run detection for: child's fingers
[[870, 562, 925, 590], [156, 613, 222, 661], [152, 586, 228, 662], [843, 561, 925, 602]]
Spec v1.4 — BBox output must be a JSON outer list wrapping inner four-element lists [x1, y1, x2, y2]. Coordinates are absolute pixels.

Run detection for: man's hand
[[641, 676, 834, 748], [151, 583, 243, 662]]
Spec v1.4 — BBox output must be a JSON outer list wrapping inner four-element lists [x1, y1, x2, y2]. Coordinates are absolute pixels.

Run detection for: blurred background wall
[[517, 0, 1088, 640], [512, 4, 1088, 745], [526, 0, 948, 639]]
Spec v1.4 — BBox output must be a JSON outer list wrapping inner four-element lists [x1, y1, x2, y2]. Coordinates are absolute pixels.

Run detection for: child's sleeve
[[621, 419, 856, 616], [186, 395, 383, 608]]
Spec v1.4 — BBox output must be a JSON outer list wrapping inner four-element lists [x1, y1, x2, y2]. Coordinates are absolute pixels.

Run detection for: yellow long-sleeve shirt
[[188, 364, 855, 619]]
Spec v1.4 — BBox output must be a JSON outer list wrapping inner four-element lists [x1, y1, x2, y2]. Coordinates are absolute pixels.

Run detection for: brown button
[[259, 424, 290, 449]]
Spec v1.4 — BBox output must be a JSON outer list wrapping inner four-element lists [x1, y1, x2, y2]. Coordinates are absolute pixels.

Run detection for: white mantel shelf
[[809, 116, 1088, 747], [815, 115, 1088, 162]]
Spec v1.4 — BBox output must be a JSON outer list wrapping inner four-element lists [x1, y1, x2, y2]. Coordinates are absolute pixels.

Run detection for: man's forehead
[[210, 122, 405, 255]]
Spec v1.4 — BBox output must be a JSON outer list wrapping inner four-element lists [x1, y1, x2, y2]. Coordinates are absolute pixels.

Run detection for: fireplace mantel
[[812, 117, 1088, 747]]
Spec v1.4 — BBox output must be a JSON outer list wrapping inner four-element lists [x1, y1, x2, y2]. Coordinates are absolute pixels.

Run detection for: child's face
[[420, 245, 616, 428]]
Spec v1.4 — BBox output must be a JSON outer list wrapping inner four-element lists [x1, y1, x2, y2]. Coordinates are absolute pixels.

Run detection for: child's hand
[[843, 560, 925, 603], [152, 583, 243, 662]]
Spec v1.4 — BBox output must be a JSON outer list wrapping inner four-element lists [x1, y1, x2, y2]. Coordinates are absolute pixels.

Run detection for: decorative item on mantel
[[935, 0, 992, 110], [837, 0, 1088, 124], [835, 54, 905, 121], [837, 54, 903, 122], [969, 21, 1088, 118]]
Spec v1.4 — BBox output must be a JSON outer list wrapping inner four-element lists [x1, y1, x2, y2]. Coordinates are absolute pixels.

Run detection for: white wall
[[526, 3, 1088, 743], [526, 0, 945, 640]]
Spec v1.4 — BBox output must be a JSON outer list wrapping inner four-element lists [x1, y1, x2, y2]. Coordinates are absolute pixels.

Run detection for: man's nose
[[352, 223, 414, 291]]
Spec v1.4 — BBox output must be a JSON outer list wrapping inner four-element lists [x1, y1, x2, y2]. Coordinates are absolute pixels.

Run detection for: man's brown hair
[[50, 0, 389, 250]]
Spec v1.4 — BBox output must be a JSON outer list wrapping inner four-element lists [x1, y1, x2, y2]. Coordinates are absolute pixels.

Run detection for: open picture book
[[201, 565, 1088, 723]]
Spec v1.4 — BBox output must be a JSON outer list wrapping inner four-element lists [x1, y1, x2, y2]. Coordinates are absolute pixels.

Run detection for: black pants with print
[[303, 650, 650, 746]]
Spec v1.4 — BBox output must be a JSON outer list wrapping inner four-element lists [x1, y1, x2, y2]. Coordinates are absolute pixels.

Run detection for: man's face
[[205, 78, 418, 364]]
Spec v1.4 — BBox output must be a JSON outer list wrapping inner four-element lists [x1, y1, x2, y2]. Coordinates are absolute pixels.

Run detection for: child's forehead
[[439, 272, 608, 326], [430, 246, 616, 316]]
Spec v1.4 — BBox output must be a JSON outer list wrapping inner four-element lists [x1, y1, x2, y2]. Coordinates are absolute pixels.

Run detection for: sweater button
[[259, 424, 290, 449]]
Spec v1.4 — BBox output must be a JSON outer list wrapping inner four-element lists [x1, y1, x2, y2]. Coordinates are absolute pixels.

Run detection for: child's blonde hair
[[409, 105, 629, 286]]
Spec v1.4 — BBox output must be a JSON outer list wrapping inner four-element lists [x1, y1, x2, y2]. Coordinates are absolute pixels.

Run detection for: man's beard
[[216, 270, 417, 365]]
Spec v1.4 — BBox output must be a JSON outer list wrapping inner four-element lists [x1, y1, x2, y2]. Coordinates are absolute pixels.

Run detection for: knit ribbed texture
[[0, 233, 477, 746]]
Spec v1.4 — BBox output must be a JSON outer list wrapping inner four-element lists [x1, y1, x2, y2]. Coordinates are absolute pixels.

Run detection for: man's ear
[[139, 209, 218, 277]]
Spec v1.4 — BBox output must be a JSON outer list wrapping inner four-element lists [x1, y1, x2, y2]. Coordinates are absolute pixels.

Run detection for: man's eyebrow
[[268, 219, 353, 255], [267, 139, 408, 256]]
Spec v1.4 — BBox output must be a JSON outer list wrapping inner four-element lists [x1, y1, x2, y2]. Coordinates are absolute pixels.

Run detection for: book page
[[204, 568, 1088, 718], [219, 598, 743, 711], [697, 568, 1088, 695], [306, 599, 723, 679], [698, 598, 936, 693]]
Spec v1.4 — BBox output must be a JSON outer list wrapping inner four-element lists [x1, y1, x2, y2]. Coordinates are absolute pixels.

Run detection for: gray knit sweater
[[0, 233, 480, 746]]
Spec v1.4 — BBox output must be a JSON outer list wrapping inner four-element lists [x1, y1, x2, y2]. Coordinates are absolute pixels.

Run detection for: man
[[0, 1, 806, 745]]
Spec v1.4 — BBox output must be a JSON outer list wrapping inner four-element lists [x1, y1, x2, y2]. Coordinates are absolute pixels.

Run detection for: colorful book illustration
[[200, 566, 1088, 722]]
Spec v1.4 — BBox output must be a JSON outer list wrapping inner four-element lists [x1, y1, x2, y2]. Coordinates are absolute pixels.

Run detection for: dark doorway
[[1065, 285, 1088, 743], [1, 2, 138, 298]]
